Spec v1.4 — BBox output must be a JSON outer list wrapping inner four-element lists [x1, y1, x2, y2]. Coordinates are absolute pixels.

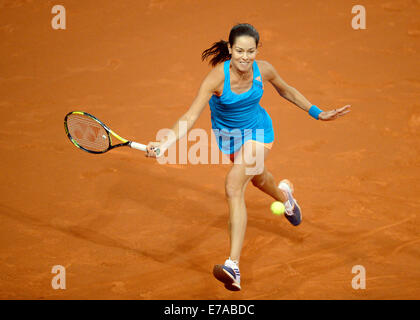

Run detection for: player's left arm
[[260, 60, 351, 121]]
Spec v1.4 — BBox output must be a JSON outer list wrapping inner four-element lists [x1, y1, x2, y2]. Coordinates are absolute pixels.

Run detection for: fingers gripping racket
[[64, 111, 160, 155]]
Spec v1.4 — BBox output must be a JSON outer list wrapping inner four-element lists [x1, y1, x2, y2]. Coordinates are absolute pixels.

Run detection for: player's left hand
[[319, 105, 351, 121]]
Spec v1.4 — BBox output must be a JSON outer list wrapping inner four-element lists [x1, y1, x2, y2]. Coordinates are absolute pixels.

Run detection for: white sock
[[228, 257, 239, 267]]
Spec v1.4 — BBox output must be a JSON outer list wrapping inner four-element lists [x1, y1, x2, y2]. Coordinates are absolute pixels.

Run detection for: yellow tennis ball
[[270, 201, 285, 215]]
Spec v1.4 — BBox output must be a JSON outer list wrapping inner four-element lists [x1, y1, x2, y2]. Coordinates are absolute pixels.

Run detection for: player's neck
[[230, 63, 253, 80]]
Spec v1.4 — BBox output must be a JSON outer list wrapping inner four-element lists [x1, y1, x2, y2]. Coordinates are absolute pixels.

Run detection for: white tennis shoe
[[213, 258, 241, 291], [278, 179, 302, 226]]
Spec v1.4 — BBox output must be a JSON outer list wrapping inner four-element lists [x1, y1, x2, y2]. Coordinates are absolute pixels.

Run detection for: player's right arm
[[146, 65, 224, 157]]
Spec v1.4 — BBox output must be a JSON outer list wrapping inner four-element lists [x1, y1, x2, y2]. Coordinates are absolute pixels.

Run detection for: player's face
[[229, 36, 258, 73]]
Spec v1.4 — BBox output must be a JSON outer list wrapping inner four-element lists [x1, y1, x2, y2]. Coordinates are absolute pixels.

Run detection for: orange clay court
[[0, 0, 419, 299]]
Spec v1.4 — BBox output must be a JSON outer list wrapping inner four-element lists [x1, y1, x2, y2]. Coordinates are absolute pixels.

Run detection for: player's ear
[[228, 43, 232, 55]]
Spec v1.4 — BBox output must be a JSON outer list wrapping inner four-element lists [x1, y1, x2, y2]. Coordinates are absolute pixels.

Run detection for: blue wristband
[[308, 105, 323, 120]]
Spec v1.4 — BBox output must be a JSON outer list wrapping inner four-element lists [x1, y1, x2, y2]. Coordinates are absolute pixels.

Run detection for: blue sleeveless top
[[209, 60, 274, 154]]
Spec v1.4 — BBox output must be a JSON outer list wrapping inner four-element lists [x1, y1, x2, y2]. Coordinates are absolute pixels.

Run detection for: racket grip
[[130, 141, 147, 151], [130, 142, 160, 156]]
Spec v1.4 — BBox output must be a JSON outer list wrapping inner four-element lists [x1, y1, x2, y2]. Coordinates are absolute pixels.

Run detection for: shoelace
[[227, 259, 241, 276]]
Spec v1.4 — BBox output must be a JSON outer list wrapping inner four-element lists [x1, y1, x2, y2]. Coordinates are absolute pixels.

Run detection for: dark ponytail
[[201, 40, 230, 67], [202, 23, 260, 67]]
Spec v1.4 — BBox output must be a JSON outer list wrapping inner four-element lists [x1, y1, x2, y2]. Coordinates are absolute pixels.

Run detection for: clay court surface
[[1, 0, 419, 299]]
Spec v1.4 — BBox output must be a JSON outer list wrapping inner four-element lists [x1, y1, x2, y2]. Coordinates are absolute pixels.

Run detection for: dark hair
[[201, 23, 260, 67]]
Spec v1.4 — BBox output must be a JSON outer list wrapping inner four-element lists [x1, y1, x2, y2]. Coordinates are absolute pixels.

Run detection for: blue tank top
[[209, 60, 274, 154]]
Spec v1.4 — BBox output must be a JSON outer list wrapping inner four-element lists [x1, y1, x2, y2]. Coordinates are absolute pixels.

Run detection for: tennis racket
[[64, 111, 160, 155]]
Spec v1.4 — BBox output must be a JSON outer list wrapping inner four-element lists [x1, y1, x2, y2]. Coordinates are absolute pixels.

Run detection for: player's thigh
[[225, 141, 269, 197], [226, 154, 261, 198], [234, 140, 270, 176], [225, 162, 253, 197]]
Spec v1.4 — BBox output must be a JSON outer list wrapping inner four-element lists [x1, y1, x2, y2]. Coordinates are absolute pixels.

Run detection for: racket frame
[[64, 111, 148, 154]]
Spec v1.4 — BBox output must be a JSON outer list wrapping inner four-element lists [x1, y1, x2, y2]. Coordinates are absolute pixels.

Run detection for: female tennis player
[[146, 23, 350, 291]]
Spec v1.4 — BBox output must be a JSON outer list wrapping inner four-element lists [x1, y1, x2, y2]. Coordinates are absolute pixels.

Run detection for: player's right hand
[[146, 141, 162, 158]]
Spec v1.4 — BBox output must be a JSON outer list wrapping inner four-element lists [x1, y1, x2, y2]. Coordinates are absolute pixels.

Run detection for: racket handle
[[130, 141, 147, 151], [130, 142, 160, 156]]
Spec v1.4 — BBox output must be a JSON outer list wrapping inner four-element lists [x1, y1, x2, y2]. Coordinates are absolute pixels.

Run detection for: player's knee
[[251, 173, 266, 189], [225, 177, 243, 199]]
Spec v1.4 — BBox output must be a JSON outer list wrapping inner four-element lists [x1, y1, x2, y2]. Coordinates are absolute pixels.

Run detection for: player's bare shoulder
[[256, 60, 276, 82], [204, 62, 225, 96]]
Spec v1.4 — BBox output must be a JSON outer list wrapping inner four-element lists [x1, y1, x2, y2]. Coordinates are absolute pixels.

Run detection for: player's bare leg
[[213, 141, 269, 291], [251, 167, 288, 202], [249, 150, 302, 226], [225, 162, 253, 263]]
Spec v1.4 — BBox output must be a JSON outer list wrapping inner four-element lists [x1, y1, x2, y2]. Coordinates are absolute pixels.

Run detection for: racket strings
[[66, 114, 109, 152]]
